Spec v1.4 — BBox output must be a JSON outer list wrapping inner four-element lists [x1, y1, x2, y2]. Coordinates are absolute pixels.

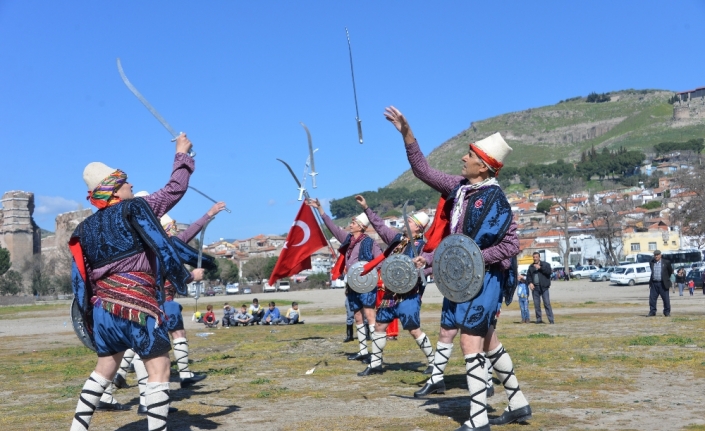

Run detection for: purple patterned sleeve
[[481, 220, 519, 265], [176, 214, 210, 243], [405, 140, 463, 197], [145, 153, 195, 219], [321, 213, 349, 243], [365, 207, 399, 245]]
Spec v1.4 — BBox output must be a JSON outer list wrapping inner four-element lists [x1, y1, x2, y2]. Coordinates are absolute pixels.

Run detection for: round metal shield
[[71, 298, 96, 352], [381, 254, 418, 294], [347, 261, 378, 293], [433, 234, 485, 303]]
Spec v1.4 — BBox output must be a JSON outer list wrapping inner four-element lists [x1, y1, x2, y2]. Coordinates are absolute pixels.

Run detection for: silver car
[[590, 266, 616, 282]]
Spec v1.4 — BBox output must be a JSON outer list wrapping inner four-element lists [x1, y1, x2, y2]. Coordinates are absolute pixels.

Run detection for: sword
[[188, 186, 232, 213], [116, 58, 196, 157], [193, 217, 212, 312], [345, 28, 363, 144], [300, 122, 318, 188], [402, 201, 426, 287], [276, 158, 336, 257]]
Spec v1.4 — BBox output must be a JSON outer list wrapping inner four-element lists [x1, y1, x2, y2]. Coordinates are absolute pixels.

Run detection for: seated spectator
[[234, 304, 253, 326], [203, 304, 219, 328], [222, 303, 236, 327], [263, 302, 282, 325], [282, 302, 304, 324], [249, 298, 265, 324]]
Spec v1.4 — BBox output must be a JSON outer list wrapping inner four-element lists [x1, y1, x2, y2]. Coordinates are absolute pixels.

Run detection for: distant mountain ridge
[[388, 89, 705, 191]]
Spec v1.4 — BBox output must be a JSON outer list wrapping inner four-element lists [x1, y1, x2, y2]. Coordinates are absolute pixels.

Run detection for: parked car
[[242, 286, 252, 294], [225, 283, 240, 295], [204, 288, 216, 296], [213, 286, 224, 295], [610, 263, 651, 286], [590, 266, 616, 282], [686, 269, 704, 288], [263, 282, 277, 293], [277, 281, 291, 291], [571, 265, 599, 279]]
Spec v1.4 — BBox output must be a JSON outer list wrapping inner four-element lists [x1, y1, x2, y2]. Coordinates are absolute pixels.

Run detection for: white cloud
[[268, 199, 276, 206], [35, 195, 82, 215]]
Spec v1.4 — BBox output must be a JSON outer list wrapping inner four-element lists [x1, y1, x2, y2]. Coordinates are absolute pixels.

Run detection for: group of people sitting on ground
[[195, 298, 303, 328]]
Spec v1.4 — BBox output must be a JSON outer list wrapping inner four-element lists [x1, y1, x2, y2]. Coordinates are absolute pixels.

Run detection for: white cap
[[134, 191, 149, 197], [160, 213, 174, 228], [471, 132, 513, 173], [411, 212, 431, 231], [352, 212, 370, 229], [83, 162, 116, 191]]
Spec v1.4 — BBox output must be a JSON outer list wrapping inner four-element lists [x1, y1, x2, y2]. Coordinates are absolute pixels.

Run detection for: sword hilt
[[170, 134, 196, 157], [356, 118, 363, 144]]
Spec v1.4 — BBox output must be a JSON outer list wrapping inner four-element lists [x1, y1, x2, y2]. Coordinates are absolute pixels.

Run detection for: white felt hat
[[352, 212, 370, 229], [134, 191, 149, 197], [471, 132, 513, 172], [83, 162, 117, 191], [411, 212, 431, 230], [160, 213, 174, 227]]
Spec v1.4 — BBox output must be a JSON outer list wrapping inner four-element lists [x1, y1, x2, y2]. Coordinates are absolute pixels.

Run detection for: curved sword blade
[[277, 158, 306, 200], [345, 28, 363, 144], [300, 122, 318, 188], [188, 186, 231, 213], [402, 201, 426, 287]]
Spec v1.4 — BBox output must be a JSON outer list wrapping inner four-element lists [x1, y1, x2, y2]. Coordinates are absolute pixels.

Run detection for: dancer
[[69, 134, 201, 431], [354, 195, 435, 376], [307, 198, 382, 363], [385, 107, 531, 430]]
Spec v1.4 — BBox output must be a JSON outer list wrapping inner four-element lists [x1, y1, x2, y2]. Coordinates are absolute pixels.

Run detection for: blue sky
[[2, 1, 705, 244]]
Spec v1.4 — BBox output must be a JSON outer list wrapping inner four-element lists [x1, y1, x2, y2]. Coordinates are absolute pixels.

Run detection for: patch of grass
[[664, 335, 694, 346], [628, 335, 658, 346], [256, 387, 288, 398], [207, 366, 237, 375], [584, 301, 596, 304], [527, 333, 554, 339], [250, 378, 271, 385]]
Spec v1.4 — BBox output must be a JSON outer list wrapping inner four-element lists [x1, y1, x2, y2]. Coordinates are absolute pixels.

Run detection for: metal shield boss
[[347, 261, 378, 293], [433, 234, 485, 303], [381, 254, 418, 294], [71, 298, 97, 352]]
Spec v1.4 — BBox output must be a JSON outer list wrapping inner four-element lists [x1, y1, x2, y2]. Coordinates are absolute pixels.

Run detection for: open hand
[[384, 106, 413, 142], [355, 195, 368, 209], [207, 202, 227, 218]]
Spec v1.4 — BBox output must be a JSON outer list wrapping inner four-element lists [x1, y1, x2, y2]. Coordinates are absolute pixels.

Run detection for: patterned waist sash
[[378, 284, 420, 309], [92, 272, 164, 326]]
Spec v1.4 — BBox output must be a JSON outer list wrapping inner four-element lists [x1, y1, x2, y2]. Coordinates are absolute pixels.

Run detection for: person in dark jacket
[[648, 250, 674, 316], [527, 252, 554, 324]]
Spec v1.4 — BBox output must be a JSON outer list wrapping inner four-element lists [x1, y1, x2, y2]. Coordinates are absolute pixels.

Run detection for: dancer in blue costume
[[385, 107, 531, 431]]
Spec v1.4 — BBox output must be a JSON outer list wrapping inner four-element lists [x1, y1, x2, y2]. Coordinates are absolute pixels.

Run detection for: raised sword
[[402, 201, 427, 287], [300, 122, 318, 188], [345, 28, 363, 144], [187, 186, 232, 213]]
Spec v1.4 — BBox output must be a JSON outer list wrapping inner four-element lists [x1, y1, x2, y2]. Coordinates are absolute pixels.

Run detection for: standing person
[[307, 198, 383, 363], [648, 250, 673, 317], [343, 297, 355, 342], [353, 195, 435, 376], [526, 252, 554, 324], [516, 275, 530, 324], [385, 106, 530, 430], [69, 134, 202, 431], [675, 268, 686, 297]]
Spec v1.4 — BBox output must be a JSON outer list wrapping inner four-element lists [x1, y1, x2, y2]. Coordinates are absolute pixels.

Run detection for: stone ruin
[[0, 191, 41, 271]]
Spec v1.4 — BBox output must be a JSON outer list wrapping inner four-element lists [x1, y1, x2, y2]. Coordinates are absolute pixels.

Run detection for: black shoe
[[96, 401, 130, 411], [112, 373, 128, 389], [454, 424, 490, 431], [180, 373, 207, 388], [137, 404, 178, 416], [343, 324, 354, 343], [647, 313, 656, 317], [549, 321, 555, 324], [357, 365, 383, 376], [347, 353, 369, 362], [535, 320, 544, 324], [413, 380, 446, 398], [422, 365, 434, 375], [486, 385, 495, 397], [488, 405, 532, 425], [664, 313, 670, 317]]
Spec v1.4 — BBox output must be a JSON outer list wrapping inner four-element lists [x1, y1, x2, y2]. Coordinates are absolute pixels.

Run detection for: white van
[[277, 281, 290, 291], [610, 263, 651, 286]]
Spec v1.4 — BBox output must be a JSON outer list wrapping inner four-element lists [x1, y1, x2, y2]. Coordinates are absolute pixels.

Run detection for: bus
[[634, 250, 703, 267]]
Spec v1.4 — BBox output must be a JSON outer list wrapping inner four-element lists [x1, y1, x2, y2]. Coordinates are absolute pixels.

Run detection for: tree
[[24, 255, 53, 296], [671, 162, 705, 247], [0, 248, 10, 276], [217, 259, 239, 284], [242, 257, 270, 283], [263, 256, 278, 279], [541, 176, 586, 273], [587, 201, 629, 265], [204, 254, 220, 282], [536, 199, 554, 214], [0, 270, 23, 295]]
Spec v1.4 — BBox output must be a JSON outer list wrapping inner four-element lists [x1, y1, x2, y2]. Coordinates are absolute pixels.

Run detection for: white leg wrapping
[[462, 353, 489, 428], [415, 332, 434, 365], [70, 371, 110, 431], [486, 355, 494, 391], [356, 324, 368, 355], [487, 343, 529, 411], [145, 382, 170, 431], [172, 337, 193, 379], [429, 341, 453, 384], [116, 349, 136, 379], [99, 382, 117, 404], [369, 331, 387, 368], [133, 355, 148, 407]]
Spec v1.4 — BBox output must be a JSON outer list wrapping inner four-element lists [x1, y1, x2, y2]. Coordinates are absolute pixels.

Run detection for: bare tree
[[587, 201, 628, 265], [242, 257, 270, 284], [540, 176, 585, 274]]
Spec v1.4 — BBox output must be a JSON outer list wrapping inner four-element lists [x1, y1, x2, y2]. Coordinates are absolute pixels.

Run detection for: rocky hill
[[388, 89, 705, 191]]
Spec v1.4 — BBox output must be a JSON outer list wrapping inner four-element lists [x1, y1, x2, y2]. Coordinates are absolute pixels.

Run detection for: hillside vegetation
[[388, 89, 705, 191]]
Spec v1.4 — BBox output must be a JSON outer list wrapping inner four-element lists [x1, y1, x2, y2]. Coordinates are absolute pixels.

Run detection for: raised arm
[[176, 202, 227, 243], [306, 198, 349, 243], [355, 195, 399, 245], [145, 134, 195, 218], [385, 106, 462, 197]]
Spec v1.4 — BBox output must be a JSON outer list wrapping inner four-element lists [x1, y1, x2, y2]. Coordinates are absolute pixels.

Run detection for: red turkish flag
[[268, 203, 328, 286]]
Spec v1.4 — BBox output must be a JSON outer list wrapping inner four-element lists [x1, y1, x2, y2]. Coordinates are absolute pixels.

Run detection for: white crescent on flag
[[291, 221, 311, 247]]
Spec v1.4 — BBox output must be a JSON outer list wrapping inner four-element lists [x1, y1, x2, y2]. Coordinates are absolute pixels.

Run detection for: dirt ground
[[2, 279, 705, 430]]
